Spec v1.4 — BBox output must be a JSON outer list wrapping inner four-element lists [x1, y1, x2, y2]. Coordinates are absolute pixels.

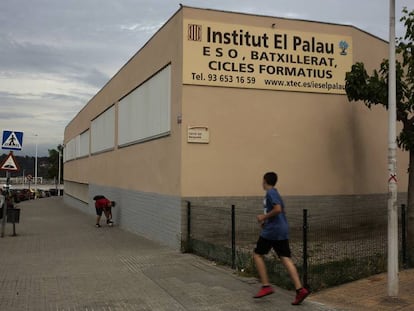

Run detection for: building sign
[[183, 20, 353, 94], [188, 126, 210, 144]]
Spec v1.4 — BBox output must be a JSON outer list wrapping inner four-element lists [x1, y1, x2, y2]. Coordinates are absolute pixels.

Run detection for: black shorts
[[254, 236, 291, 258], [95, 207, 103, 216]]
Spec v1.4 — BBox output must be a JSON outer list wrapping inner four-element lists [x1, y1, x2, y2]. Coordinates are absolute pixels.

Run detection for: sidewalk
[[0, 197, 332, 311], [310, 269, 414, 311]]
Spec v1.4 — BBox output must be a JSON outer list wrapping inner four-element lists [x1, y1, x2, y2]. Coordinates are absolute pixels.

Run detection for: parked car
[[36, 190, 45, 198], [49, 189, 58, 196], [22, 189, 34, 200], [17, 190, 29, 202], [18, 190, 28, 201], [10, 190, 21, 203], [36, 190, 51, 198]]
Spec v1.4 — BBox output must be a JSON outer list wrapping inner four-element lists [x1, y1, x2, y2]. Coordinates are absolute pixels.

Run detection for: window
[[91, 106, 115, 154], [118, 65, 171, 146], [64, 138, 77, 162], [79, 130, 90, 157], [63, 130, 89, 162]]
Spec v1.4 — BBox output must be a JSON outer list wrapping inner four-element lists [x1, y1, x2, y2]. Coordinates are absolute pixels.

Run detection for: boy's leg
[[108, 207, 112, 220], [253, 253, 270, 285], [253, 237, 274, 298], [105, 207, 113, 224], [95, 208, 102, 227], [275, 240, 310, 305], [280, 256, 302, 289]]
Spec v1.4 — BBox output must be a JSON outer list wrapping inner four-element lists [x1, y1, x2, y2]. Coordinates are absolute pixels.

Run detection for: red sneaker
[[292, 288, 310, 305], [253, 286, 274, 298]]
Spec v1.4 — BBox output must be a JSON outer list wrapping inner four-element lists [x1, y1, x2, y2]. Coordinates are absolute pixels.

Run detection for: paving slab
[[0, 197, 333, 311], [310, 268, 414, 311]]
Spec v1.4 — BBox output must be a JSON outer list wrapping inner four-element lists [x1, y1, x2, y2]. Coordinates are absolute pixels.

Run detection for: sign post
[[0, 152, 20, 237], [1, 130, 23, 238], [1, 171, 10, 238]]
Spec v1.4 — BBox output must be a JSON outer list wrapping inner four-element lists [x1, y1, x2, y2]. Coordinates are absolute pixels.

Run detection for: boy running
[[253, 172, 310, 305]]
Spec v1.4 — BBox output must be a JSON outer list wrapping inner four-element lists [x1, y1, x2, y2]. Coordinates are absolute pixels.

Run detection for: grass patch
[[308, 253, 386, 291], [188, 241, 388, 292]]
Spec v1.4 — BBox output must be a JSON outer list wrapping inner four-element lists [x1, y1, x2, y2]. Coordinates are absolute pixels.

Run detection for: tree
[[47, 144, 64, 183], [345, 7, 414, 265]]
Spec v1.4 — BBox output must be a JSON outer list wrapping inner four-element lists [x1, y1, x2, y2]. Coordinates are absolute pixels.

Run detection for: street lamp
[[34, 134, 38, 199], [58, 149, 62, 196]]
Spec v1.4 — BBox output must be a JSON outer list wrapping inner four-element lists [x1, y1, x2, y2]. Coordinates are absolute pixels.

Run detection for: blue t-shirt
[[260, 188, 289, 240]]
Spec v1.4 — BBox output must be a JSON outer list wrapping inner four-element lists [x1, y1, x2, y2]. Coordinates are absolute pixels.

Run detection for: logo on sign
[[188, 24, 202, 41], [339, 40, 349, 56]]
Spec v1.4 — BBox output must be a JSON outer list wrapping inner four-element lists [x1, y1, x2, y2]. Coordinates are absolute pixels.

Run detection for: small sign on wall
[[188, 126, 209, 144]]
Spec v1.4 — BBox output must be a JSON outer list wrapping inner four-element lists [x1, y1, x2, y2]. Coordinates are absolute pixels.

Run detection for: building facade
[[64, 6, 408, 250]]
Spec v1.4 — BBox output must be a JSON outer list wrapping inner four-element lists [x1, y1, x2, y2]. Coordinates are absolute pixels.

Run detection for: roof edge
[[65, 4, 388, 136], [65, 5, 184, 134], [180, 5, 388, 43]]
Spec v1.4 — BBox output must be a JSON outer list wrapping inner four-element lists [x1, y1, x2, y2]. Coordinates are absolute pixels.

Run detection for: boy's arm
[[257, 204, 282, 222]]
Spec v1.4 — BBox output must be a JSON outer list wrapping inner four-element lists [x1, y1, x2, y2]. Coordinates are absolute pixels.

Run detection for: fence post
[[302, 209, 309, 288], [186, 201, 192, 253], [231, 204, 236, 269], [402, 204, 407, 268]]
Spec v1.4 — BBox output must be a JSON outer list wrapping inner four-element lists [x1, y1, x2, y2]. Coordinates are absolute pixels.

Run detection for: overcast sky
[[0, 0, 413, 156]]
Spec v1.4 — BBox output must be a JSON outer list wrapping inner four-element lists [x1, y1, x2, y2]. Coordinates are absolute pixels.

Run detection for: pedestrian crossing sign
[[2, 130, 24, 151]]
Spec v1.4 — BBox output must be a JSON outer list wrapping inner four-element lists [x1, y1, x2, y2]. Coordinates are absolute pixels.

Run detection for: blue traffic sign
[[2, 130, 24, 151]]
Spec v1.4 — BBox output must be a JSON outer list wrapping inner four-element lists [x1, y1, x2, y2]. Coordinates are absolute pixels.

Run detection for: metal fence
[[185, 201, 409, 291]]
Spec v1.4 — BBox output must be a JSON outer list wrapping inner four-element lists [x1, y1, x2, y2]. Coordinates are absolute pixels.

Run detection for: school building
[[63, 6, 408, 250]]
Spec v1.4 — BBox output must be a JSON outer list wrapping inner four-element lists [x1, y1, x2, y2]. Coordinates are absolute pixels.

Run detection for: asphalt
[[0, 197, 332, 311]]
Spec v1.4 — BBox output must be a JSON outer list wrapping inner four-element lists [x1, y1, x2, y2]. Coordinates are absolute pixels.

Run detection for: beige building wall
[[64, 10, 184, 196], [64, 181, 89, 203], [63, 6, 410, 248], [63, 10, 185, 249], [180, 7, 409, 197], [350, 27, 409, 194]]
